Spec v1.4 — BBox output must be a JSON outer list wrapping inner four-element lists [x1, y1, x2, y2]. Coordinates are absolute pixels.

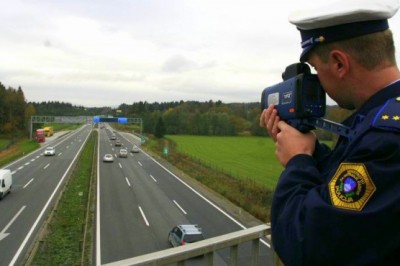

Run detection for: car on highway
[[103, 154, 114, 162], [131, 145, 140, 153], [110, 135, 116, 140], [119, 148, 128, 158], [44, 146, 56, 156], [168, 224, 204, 247], [115, 140, 122, 146]]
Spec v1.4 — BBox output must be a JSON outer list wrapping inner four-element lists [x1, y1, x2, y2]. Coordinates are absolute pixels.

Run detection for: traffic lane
[[128, 146, 272, 264], [105, 132, 271, 262], [99, 132, 161, 263], [99, 160, 151, 264], [5, 126, 91, 199], [99, 131, 192, 262], [0, 127, 92, 265], [99, 151, 213, 264], [0, 126, 90, 227], [131, 153, 244, 235], [102, 141, 229, 265], [119, 156, 188, 246]]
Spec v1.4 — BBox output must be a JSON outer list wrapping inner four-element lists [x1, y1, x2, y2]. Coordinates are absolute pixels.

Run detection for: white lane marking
[[125, 177, 131, 187], [58, 153, 62, 156], [173, 200, 187, 215], [23, 178, 34, 189], [138, 206, 150, 226], [30, 159, 35, 162], [149, 175, 157, 183], [66, 146, 69, 149], [43, 163, 50, 169], [138, 161, 142, 167], [18, 166, 23, 170], [0, 206, 26, 242], [24, 162, 30, 166], [11, 171, 16, 175], [119, 163, 122, 169]]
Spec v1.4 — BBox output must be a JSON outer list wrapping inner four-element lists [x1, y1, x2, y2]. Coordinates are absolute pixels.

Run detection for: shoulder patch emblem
[[328, 163, 376, 211]]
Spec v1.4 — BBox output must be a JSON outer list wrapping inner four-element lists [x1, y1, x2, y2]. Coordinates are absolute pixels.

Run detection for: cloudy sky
[[1, 0, 400, 107]]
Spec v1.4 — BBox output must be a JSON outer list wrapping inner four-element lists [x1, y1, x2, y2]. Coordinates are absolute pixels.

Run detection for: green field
[[166, 135, 283, 188]]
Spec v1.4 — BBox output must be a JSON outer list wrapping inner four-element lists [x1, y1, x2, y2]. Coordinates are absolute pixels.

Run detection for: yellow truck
[[43, 126, 53, 137]]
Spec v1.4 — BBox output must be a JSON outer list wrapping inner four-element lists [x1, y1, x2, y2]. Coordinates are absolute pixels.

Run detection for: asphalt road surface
[[0, 124, 273, 266], [97, 126, 272, 265], [0, 125, 92, 266]]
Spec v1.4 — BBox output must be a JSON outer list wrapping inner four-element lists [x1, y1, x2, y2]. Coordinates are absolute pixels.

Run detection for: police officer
[[260, 0, 400, 265]]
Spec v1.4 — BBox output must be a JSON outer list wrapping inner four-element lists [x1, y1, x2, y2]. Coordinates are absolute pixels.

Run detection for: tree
[[154, 116, 166, 138]]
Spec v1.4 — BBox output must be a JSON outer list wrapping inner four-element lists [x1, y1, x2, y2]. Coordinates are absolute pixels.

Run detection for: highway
[[97, 127, 272, 265], [0, 124, 272, 266], [0, 125, 92, 266]]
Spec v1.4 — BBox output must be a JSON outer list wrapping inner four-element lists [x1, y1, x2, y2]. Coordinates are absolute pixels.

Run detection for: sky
[[1, 0, 400, 107]]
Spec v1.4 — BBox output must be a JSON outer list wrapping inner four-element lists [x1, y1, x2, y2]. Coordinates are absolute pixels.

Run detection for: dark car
[[115, 140, 122, 146]]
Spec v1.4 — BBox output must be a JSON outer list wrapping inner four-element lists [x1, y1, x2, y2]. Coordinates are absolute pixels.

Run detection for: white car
[[119, 148, 128, 158], [131, 145, 140, 153], [103, 154, 114, 162], [44, 146, 56, 156]]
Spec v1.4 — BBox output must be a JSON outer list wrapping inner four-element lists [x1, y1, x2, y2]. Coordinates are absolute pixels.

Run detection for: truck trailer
[[35, 129, 45, 143]]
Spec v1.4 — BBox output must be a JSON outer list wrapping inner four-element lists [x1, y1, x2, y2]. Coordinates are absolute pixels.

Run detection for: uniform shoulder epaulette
[[372, 96, 400, 131]]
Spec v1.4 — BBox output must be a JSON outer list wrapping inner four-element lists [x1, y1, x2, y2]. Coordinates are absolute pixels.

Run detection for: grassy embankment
[[145, 135, 283, 223], [28, 131, 97, 265], [0, 138, 40, 167]]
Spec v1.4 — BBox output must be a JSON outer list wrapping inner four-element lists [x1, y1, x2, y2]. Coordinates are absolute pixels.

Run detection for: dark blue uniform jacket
[[271, 80, 400, 266]]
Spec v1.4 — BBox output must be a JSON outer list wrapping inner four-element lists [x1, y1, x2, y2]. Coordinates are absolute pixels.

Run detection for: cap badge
[[301, 35, 325, 49], [329, 163, 375, 211]]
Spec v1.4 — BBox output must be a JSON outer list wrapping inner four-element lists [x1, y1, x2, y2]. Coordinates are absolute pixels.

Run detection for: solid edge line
[[96, 129, 101, 265]]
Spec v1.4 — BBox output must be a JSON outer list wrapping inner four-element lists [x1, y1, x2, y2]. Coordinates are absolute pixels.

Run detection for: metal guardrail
[[102, 224, 271, 266]]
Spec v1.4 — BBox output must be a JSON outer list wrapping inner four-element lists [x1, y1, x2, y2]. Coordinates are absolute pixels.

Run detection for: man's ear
[[329, 50, 349, 78]]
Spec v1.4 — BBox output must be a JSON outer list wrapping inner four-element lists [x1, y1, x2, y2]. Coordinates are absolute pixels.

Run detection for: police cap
[[289, 0, 400, 62]]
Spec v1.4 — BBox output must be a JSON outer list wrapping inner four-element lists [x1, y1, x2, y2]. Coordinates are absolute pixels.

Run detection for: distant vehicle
[[0, 169, 12, 200], [44, 146, 56, 156], [35, 129, 45, 143], [43, 126, 53, 137], [168, 225, 204, 247], [115, 140, 122, 146], [103, 154, 114, 162], [131, 145, 140, 153], [119, 148, 128, 158], [110, 135, 116, 140]]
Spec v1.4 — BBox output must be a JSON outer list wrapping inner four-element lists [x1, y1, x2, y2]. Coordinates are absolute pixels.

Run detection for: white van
[[0, 169, 12, 200]]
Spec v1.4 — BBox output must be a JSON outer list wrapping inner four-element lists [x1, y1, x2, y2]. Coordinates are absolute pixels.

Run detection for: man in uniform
[[260, 0, 400, 265]]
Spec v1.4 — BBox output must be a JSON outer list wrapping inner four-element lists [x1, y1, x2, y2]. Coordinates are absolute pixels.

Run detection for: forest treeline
[[0, 83, 352, 140]]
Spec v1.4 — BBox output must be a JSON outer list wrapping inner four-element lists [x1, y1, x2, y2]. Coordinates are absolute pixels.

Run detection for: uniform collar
[[343, 79, 400, 126], [358, 79, 400, 115]]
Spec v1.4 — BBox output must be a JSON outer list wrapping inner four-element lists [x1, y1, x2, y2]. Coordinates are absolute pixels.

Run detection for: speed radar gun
[[261, 63, 355, 139]]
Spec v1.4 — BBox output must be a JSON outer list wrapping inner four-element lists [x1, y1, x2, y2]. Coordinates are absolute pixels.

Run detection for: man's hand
[[275, 121, 316, 166], [260, 104, 280, 142], [260, 104, 317, 167]]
